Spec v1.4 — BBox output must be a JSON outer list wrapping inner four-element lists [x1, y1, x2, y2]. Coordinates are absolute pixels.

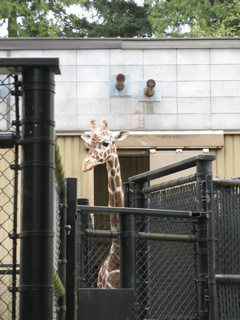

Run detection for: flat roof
[[0, 58, 60, 74], [0, 37, 240, 50]]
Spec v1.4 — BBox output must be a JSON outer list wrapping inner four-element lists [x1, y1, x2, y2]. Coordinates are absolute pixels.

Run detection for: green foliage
[[147, 0, 240, 37], [193, 0, 240, 37], [62, 0, 153, 37], [0, 0, 86, 37]]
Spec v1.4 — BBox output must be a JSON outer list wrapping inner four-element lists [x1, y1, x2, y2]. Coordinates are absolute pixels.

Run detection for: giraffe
[[81, 120, 128, 288]]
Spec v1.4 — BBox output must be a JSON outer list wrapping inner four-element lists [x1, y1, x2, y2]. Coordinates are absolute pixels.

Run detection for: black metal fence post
[[20, 67, 56, 320], [11, 75, 21, 320], [196, 159, 217, 320], [120, 183, 136, 289], [66, 178, 77, 320], [58, 185, 67, 320], [206, 174, 217, 320], [77, 198, 89, 292], [127, 180, 150, 320]]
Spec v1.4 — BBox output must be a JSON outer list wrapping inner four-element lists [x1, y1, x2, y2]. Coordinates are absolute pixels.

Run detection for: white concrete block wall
[[2, 44, 240, 131], [210, 49, 240, 130]]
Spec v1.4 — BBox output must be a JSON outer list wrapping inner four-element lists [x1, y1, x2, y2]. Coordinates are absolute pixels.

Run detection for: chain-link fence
[[78, 183, 199, 320], [136, 190, 198, 319], [78, 156, 240, 320], [214, 180, 240, 319], [53, 180, 62, 319], [0, 64, 68, 320], [79, 213, 114, 289], [0, 75, 20, 320]]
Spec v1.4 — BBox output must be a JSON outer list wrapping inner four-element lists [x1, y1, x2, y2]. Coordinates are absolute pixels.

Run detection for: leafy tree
[[193, 0, 240, 37], [146, 0, 240, 37], [61, 0, 153, 37], [0, 0, 86, 37], [0, 0, 152, 38]]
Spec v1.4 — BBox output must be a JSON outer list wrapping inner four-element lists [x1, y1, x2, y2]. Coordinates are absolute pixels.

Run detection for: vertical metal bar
[[77, 198, 89, 291], [131, 181, 149, 320], [193, 221, 199, 319], [120, 183, 136, 289], [196, 160, 217, 320], [196, 163, 209, 320], [20, 67, 55, 320], [58, 185, 67, 320], [123, 182, 130, 207], [12, 75, 21, 320], [66, 178, 77, 320], [206, 174, 217, 320]]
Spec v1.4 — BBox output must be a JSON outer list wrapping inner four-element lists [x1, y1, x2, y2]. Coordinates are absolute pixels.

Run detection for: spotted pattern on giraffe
[[81, 120, 129, 289]]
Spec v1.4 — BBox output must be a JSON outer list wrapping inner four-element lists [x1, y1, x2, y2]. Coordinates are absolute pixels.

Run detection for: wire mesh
[[79, 184, 198, 319], [53, 180, 61, 319], [79, 177, 240, 319], [0, 75, 20, 320], [135, 183, 198, 320], [213, 183, 240, 319], [0, 73, 66, 320], [53, 180, 61, 273], [81, 214, 115, 288]]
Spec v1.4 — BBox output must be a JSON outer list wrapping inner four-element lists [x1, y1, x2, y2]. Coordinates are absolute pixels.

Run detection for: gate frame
[[78, 155, 218, 320], [128, 154, 217, 320]]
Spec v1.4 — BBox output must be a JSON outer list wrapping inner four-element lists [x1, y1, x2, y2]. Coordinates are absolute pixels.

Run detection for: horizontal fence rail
[[138, 232, 198, 243], [129, 154, 215, 182], [215, 274, 240, 283], [82, 228, 198, 243], [77, 205, 201, 219], [143, 173, 197, 194], [213, 178, 240, 187]]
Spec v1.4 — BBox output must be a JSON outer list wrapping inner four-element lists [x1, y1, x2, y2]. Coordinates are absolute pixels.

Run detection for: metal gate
[[129, 155, 216, 320], [78, 155, 240, 320], [213, 179, 240, 319]]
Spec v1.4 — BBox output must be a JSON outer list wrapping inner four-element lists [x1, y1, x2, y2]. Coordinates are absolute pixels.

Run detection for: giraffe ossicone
[[81, 120, 129, 288]]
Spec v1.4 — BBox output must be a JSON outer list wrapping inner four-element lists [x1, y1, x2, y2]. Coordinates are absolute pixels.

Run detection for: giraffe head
[[81, 120, 129, 172]]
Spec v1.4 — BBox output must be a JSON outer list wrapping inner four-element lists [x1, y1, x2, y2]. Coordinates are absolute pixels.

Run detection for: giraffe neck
[[97, 153, 122, 288], [106, 153, 123, 231]]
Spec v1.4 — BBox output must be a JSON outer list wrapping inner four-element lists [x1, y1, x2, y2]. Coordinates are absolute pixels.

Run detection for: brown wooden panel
[[94, 155, 149, 206], [94, 164, 108, 206]]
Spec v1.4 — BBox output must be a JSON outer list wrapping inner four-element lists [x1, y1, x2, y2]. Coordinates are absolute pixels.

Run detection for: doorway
[[94, 151, 149, 206]]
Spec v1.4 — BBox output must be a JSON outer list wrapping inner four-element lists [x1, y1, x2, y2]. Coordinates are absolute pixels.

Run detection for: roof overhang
[[0, 37, 240, 50]]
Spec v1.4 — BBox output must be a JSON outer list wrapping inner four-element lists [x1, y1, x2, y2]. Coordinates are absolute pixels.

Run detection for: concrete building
[[1, 37, 240, 204]]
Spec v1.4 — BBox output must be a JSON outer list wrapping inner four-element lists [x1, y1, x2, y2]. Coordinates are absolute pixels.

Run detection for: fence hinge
[[57, 306, 67, 313], [12, 120, 22, 127], [11, 89, 23, 97], [204, 288, 209, 311], [58, 259, 67, 265], [59, 203, 68, 209], [9, 286, 19, 293], [10, 164, 21, 171], [65, 225, 71, 235], [9, 233, 20, 240]]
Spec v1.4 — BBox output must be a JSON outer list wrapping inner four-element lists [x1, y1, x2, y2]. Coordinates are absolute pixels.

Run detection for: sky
[[0, 0, 145, 37]]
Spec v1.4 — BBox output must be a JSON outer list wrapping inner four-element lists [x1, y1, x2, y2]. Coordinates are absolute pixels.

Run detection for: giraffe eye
[[103, 142, 109, 148]]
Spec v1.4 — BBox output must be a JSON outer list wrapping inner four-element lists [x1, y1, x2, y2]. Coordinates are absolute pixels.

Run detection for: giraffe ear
[[112, 131, 129, 143], [81, 133, 91, 145]]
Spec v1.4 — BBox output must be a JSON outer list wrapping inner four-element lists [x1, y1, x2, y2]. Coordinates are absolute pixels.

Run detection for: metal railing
[[77, 155, 220, 320], [213, 178, 240, 318], [128, 155, 217, 320]]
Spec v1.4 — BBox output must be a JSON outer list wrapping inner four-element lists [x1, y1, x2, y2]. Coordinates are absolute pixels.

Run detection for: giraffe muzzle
[[82, 158, 97, 172]]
